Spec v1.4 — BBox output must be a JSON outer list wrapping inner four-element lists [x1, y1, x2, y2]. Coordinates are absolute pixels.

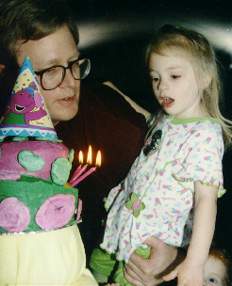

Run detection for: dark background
[[71, 0, 232, 255], [73, 0, 232, 115]]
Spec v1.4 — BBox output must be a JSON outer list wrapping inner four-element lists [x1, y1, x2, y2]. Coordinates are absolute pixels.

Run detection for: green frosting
[[12, 137, 28, 142], [51, 157, 72, 185], [18, 150, 45, 172], [0, 176, 78, 233], [68, 149, 74, 163]]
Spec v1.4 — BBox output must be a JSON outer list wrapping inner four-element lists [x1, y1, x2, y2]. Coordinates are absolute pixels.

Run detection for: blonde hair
[[146, 24, 232, 146]]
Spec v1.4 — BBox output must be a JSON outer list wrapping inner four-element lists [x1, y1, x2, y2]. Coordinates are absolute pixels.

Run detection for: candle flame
[[95, 150, 102, 167], [86, 145, 92, 164], [78, 151, 84, 164]]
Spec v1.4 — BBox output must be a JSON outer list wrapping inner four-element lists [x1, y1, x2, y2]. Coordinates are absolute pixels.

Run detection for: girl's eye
[[207, 277, 219, 285], [151, 76, 159, 82], [171, 74, 181, 79], [150, 73, 159, 82]]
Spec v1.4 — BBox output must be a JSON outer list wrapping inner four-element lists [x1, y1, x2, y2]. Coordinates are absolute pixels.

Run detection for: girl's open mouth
[[160, 96, 174, 108]]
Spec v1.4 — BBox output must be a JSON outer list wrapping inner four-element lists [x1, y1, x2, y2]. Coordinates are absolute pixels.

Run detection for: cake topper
[[0, 57, 58, 141]]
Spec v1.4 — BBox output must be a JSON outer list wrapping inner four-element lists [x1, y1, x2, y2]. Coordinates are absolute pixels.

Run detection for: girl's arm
[[163, 181, 218, 286], [186, 181, 218, 266]]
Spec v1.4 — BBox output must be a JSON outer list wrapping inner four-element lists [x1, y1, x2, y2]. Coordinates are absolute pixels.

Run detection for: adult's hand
[[124, 236, 179, 286]]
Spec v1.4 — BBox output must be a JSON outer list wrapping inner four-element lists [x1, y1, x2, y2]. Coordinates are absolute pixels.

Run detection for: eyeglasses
[[35, 58, 91, 90], [143, 129, 162, 156]]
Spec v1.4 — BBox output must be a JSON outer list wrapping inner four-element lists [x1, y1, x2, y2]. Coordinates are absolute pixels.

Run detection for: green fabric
[[90, 248, 116, 282], [134, 245, 151, 259], [113, 246, 151, 286], [170, 115, 218, 125], [113, 261, 130, 286], [90, 246, 151, 285], [0, 175, 78, 233]]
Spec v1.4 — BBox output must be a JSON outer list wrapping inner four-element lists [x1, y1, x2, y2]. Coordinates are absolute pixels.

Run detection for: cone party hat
[[0, 57, 58, 141]]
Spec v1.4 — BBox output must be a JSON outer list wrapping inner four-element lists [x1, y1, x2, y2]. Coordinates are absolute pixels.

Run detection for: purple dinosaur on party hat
[[0, 57, 57, 141]]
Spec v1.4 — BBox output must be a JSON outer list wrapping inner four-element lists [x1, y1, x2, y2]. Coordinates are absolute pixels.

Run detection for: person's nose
[[62, 68, 76, 88], [203, 278, 209, 286], [157, 78, 168, 91]]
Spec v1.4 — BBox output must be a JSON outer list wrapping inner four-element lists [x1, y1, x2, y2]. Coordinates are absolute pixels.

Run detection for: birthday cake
[[0, 57, 97, 285], [0, 57, 79, 234]]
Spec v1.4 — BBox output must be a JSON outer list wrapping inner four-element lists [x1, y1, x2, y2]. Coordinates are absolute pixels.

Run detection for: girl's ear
[[200, 74, 211, 90]]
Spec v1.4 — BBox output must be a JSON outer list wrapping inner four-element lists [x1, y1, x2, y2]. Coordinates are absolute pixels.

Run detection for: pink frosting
[[35, 194, 75, 230], [0, 197, 30, 232], [76, 198, 83, 223], [0, 141, 68, 180]]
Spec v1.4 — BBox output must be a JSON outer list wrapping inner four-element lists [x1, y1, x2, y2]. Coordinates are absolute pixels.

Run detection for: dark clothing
[[215, 148, 232, 256], [56, 80, 147, 261]]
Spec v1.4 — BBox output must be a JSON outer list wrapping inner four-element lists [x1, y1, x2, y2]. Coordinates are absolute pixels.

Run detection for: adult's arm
[[163, 183, 218, 286], [103, 81, 151, 120]]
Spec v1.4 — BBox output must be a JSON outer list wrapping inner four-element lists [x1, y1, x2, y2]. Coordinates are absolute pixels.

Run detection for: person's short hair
[[0, 0, 79, 64], [0, 0, 79, 115]]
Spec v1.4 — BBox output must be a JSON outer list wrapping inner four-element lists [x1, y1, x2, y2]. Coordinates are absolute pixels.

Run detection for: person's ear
[[200, 74, 212, 90], [0, 64, 6, 74]]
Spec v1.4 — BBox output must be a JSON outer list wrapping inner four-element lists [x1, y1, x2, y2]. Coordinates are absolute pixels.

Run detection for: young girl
[[90, 25, 232, 286], [204, 248, 231, 286]]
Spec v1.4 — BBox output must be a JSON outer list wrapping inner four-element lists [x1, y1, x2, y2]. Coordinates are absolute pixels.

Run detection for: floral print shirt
[[100, 115, 225, 262]]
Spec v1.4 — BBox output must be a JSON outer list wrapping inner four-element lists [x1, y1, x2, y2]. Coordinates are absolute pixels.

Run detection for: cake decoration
[[35, 194, 76, 230], [18, 150, 45, 172], [0, 197, 30, 233], [0, 141, 70, 181], [0, 56, 57, 141], [51, 157, 72, 185]]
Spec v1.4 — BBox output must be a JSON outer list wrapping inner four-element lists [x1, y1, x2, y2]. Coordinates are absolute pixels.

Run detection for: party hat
[[0, 57, 58, 141]]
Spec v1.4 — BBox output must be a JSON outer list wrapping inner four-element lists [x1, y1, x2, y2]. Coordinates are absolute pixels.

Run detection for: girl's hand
[[163, 259, 204, 286]]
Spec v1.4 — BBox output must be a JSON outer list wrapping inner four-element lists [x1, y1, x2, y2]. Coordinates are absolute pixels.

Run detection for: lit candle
[[70, 150, 101, 186], [95, 150, 102, 167], [69, 165, 88, 184], [71, 166, 97, 186], [86, 145, 92, 164], [69, 151, 87, 184], [79, 150, 84, 164]]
